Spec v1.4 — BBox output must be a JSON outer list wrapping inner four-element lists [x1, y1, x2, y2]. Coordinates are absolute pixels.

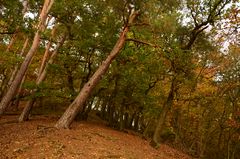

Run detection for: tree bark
[[134, 114, 139, 131], [0, 0, 54, 115], [5, 0, 29, 93], [55, 11, 139, 129], [100, 102, 107, 119], [129, 112, 136, 129], [124, 112, 129, 128], [38, 26, 56, 75], [7, 38, 29, 87], [0, 34, 27, 98], [11, 73, 26, 111], [108, 105, 116, 127], [0, 69, 8, 98], [119, 106, 124, 130], [152, 77, 176, 145], [6, 33, 18, 52]]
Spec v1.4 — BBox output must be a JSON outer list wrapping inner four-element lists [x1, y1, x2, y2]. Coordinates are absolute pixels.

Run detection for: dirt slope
[[0, 115, 191, 159]]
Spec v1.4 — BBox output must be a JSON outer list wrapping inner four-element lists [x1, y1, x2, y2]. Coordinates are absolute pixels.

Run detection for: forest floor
[[0, 115, 191, 159]]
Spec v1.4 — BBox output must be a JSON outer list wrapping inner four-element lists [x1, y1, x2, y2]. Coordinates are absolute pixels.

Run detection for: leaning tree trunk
[[12, 74, 26, 110], [0, 0, 54, 115], [55, 11, 139, 129], [152, 78, 176, 146], [19, 34, 66, 122], [38, 26, 56, 76], [7, 38, 29, 88], [7, 38, 29, 110], [6, 32, 18, 52], [4, 1, 29, 93], [5, 38, 29, 109], [0, 37, 25, 98]]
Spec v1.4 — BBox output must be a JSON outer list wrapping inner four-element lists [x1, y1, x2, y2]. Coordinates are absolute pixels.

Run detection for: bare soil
[[0, 115, 191, 159]]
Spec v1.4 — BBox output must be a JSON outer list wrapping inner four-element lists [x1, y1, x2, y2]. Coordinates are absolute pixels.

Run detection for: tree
[[151, 0, 235, 146], [55, 10, 139, 128], [0, 0, 54, 114]]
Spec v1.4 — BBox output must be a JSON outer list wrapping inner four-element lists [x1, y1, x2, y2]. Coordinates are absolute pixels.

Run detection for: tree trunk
[[11, 73, 26, 111], [7, 38, 29, 87], [1, 36, 28, 99], [143, 119, 153, 138], [100, 102, 107, 119], [124, 112, 129, 128], [119, 107, 124, 130], [38, 26, 56, 75], [2, 0, 29, 106], [109, 105, 116, 127], [152, 78, 176, 146], [0, 0, 54, 115], [134, 114, 139, 131], [19, 99, 36, 121], [129, 112, 136, 129], [55, 11, 139, 129], [0, 69, 9, 98], [66, 70, 75, 95], [81, 100, 93, 120], [5, 38, 29, 109], [19, 33, 66, 122], [6, 33, 18, 52]]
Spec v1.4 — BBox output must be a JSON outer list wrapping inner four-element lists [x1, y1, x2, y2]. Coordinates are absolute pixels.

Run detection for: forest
[[0, 0, 240, 158]]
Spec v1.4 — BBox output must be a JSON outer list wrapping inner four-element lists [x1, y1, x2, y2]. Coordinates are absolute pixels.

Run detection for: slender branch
[[126, 38, 159, 48], [0, 31, 16, 35]]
